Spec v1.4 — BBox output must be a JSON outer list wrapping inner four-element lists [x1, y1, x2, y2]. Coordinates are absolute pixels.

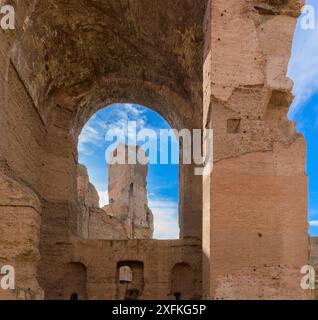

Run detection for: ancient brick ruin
[[0, 0, 310, 300], [79, 144, 154, 241]]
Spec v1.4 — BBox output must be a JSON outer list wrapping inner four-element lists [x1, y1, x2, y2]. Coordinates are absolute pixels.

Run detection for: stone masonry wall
[[66, 238, 202, 300], [0, 2, 45, 298], [0, 0, 309, 300], [203, 0, 308, 299]]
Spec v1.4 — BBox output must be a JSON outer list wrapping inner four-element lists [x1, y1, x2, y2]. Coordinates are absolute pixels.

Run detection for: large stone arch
[[7, 0, 206, 242], [69, 75, 203, 236], [0, 0, 309, 300], [0, 0, 207, 297], [11, 0, 206, 119]]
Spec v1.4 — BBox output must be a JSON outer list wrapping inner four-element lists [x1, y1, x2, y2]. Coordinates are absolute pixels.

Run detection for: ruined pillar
[[108, 144, 154, 239], [203, 0, 308, 299]]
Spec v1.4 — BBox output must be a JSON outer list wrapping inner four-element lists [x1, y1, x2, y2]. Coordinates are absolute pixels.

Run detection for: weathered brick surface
[[0, 0, 308, 300]]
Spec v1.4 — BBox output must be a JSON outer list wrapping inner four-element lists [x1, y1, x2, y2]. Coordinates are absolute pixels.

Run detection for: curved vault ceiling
[[12, 0, 208, 130]]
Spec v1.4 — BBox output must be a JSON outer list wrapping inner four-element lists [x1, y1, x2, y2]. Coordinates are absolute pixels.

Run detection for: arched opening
[[116, 261, 144, 300], [171, 263, 195, 300], [61, 262, 87, 301], [70, 293, 79, 300], [77, 103, 180, 240], [0, 0, 312, 301], [0, 0, 205, 300]]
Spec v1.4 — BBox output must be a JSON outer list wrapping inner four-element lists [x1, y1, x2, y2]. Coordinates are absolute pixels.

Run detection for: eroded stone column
[[203, 0, 308, 299]]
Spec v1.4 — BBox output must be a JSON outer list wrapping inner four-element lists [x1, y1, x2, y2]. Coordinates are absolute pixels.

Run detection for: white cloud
[[310, 220, 318, 227], [149, 198, 180, 239], [79, 104, 151, 157], [78, 124, 105, 155], [98, 190, 109, 207], [288, 4, 318, 116]]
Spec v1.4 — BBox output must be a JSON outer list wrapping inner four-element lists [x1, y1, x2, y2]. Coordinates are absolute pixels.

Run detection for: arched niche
[[171, 263, 195, 300]]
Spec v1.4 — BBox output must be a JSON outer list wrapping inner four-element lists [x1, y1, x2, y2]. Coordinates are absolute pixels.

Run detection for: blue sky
[[288, 0, 318, 235], [78, 104, 180, 239], [79, 1, 318, 238]]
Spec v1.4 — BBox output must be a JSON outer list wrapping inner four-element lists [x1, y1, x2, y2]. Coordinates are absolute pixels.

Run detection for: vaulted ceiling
[[12, 0, 208, 130]]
